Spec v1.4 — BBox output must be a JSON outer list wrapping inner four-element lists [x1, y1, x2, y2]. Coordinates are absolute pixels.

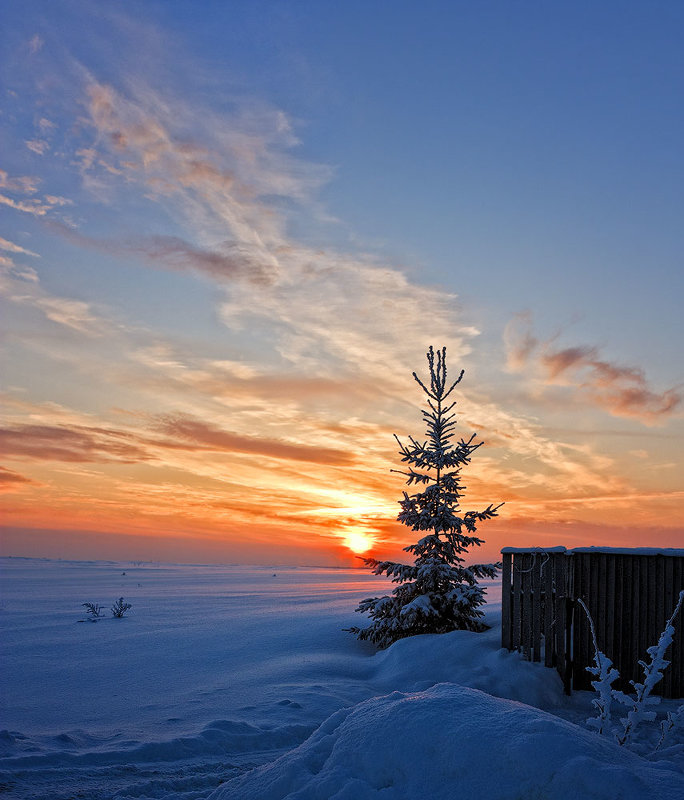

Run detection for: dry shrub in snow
[[111, 597, 132, 618], [82, 602, 104, 620]]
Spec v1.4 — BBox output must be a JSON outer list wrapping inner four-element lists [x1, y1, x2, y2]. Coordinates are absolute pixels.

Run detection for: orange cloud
[[0, 466, 37, 490], [505, 312, 681, 424], [0, 424, 152, 464], [154, 414, 355, 466]]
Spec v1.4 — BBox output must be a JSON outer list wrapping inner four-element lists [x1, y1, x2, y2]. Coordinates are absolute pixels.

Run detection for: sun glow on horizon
[[344, 531, 374, 554]]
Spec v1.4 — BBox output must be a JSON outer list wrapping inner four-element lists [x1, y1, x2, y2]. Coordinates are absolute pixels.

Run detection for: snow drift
[[214, 683, 684, 800]]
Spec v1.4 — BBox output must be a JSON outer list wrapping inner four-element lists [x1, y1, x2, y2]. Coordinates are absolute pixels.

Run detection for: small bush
[[82, 602, 103, 620], [111, 597, 132, 618]]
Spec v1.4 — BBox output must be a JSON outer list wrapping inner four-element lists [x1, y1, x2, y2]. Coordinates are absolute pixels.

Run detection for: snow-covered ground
[[1, 558, 682, 799]]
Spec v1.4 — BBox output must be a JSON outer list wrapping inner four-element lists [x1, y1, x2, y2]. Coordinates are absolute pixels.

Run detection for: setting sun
[[344, 532, 373, 554]]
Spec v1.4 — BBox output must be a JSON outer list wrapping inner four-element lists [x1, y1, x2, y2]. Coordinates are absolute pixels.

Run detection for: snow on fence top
[[501, 546, 684, 557]]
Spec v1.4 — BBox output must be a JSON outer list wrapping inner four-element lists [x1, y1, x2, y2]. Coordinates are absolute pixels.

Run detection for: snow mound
[[213, 683, 684, 800], [371, 626, 565, 710]]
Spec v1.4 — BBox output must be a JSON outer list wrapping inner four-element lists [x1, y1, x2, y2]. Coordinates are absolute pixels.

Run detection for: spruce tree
[[348, 346, 502, 648]]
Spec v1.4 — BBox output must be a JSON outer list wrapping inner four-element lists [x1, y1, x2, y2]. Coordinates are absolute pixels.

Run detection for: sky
[[1, 1, 682, 566]]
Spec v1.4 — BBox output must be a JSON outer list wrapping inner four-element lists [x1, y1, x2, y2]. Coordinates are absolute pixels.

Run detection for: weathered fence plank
[[512, 551, 522, 657], [521, 553, 532, 661], [555, 554, 569, 692], [500, 547, 684, 699], [672, 558, 683, 697], [604, 554, 615, 684], [663, 556, 675, 697], [501, 552, 512, 651], [543, 554, 554, 668], [532, 553, 542, 662]]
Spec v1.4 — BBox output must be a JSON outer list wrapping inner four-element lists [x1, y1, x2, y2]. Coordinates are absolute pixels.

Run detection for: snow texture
[[1, 558, 682, 800]]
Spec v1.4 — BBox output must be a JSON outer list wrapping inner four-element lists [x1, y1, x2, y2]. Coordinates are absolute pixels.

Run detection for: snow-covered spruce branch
[[577, 598, 620, 735], [613, 589, 684, 746]]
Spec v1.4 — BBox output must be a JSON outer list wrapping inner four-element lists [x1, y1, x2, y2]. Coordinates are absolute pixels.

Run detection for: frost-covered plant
[[82, 602, 103, 620], [111, 597, 132, 618], [348, 346, 502, 648], [613, 589, 684, 746], [578, 599, 619, 735], [655, 703, 684, 752]]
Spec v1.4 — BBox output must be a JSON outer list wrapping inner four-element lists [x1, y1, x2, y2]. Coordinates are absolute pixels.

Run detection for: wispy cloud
[[0, 236, 39, 257], [0, 169, 73, 218], [0, 466, 37, 490], [10, 294, 103, 334], [0, 169, 40, 194], [129, 235, 276, 285], [504, 312, 682, 424], [0, 423, 152, 463], [52, 224, 275, 286], [25, 139, 50, 155], [154, 414, 355, 465], [28, 34, 43, 54], [0, 193, 50, 216], [48, 76, 481, 385], [82, 80, 327, 249]]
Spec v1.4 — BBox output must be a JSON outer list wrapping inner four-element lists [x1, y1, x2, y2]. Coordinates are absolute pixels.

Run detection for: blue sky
[[1, 1, 682, 563]]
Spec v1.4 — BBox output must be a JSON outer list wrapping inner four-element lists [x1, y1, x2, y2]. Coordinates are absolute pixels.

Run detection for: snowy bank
[[214, 683, 684, 800]]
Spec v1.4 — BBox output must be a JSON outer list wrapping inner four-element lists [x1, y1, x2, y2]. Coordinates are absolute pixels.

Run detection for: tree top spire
[[412, 345, 464, 402]]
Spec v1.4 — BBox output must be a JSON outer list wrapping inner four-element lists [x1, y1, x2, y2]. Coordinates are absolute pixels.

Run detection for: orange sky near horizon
[[2, 355, 682, 566]]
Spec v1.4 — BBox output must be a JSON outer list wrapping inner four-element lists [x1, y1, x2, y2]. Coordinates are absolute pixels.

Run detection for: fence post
[[512, 552, 522, 653], [501, 551, 512, 650], [543, 553, 555, 668]]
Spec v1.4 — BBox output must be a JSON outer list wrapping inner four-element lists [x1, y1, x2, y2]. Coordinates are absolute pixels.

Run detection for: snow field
[[0, 558, 682, 800]]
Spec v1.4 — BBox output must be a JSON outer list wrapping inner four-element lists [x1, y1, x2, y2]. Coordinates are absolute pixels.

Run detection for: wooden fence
[[500, 547, 684, 698]]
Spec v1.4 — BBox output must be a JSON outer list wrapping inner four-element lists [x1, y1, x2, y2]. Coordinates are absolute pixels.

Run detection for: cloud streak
[[0, 466, 37, 490], [0, 424, 152, 463], [0, 168, 72, 218], [8, 293, 103, 333], [154, 414, 355, 466], [0, 236, 39, 257], [52, 223, 275, 286], [504, 312, 682, 424], [0, 169, 41, 194], [61, 76, 481, 387]]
